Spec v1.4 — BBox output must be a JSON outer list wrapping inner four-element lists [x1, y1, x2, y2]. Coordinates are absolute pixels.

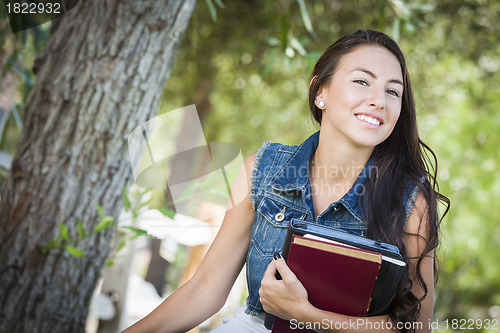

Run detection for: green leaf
[[389, 0, 412, 21], [116, 240, 126, 253], [213, 0, 225, 8], [65, 246, 84, 258], [40, 238, 59, 253], [43, 236, 63, 251], [159, 207, 176, 219], [106, 260, 114, 267], [296, 0, 316, 37], [59, 223, 69, 241], [122, 185, 131, 212], [76, 221, 87, 238], [138, 197, 153, 209], [403, 20, 416, 34], [392, 17, 401, 42], [96, 203, 104, 218], [205, 0, 217, 22], [290, 37, 307, 56], [93, 216, 115, 233], [121, 226, 152, 239], [407, 3, 434, 12], [266, 37, 280, 47], [280, 14, 290, 52]]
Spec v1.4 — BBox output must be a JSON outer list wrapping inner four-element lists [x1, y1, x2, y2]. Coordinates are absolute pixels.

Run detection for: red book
[[272, 235, 382, 333]]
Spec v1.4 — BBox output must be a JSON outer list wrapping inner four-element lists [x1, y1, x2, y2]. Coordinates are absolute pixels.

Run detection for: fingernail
[[273, 252, 281, 260]]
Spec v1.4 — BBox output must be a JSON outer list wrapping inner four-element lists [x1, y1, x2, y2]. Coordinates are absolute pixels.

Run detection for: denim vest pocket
[[252, 195, 309, 256]]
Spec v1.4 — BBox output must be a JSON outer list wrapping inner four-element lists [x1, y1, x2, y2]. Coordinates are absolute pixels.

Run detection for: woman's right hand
[[259, 255, 310, 321]]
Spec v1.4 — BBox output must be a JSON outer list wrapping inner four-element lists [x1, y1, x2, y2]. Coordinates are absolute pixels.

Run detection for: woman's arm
[[123, 152, 257, 333], [259, 192, 434, 333]]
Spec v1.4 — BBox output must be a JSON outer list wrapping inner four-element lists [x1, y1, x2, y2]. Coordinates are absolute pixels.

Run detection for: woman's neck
[[312, 130, 374, 185]]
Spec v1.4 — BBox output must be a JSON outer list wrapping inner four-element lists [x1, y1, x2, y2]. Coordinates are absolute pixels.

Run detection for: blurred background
[[1, 0, 499, 332]]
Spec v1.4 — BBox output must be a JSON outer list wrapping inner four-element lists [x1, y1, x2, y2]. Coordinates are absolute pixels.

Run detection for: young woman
[[124, 29, 449, 333]]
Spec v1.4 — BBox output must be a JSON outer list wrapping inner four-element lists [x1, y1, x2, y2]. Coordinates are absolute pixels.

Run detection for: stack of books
[[269, 219, 406, 333]]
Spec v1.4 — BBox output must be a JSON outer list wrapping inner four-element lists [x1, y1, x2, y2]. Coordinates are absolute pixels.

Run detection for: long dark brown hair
[[309, 29, 450, 331]]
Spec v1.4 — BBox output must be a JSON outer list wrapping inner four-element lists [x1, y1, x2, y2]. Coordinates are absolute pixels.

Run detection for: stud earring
[[315, 100, 325, 108]]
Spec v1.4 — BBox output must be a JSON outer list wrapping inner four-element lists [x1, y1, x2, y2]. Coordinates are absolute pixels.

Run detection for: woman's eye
[[387, 89, 400, 97], [353, 79, 368, 86]]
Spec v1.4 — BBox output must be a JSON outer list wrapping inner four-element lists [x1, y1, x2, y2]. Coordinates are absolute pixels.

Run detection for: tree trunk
[[0, 1, 197, 332]]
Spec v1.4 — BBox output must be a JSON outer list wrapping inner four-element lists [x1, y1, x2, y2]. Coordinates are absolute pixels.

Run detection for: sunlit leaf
[[392, 17, 401, 42], [59, 223, 69, 241], [159, 207, 176, 219], [290, 37, 307, 56], [76, 221, 87, 238], [121, 226, 153, 239], [213, 0, 224, 8], [116, 240, 126, 253], [296, 0, 315, 37], [65, 246, 84, 258], [205, 0, 217, 22], [93, 216, 115, 233], [122, 185, 131, 212], [96, 203, 104, 218]]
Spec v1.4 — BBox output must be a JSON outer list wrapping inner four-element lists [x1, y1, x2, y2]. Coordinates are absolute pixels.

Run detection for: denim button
[[275, 207, 286, 222]]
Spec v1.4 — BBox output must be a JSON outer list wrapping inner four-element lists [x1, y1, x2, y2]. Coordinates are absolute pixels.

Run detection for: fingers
[[262, 253, 297, 283], [272, 255, 297, 282], [260, 256, 282, 313], [262, 257, 278, 281], [259, 253, 310, 319]]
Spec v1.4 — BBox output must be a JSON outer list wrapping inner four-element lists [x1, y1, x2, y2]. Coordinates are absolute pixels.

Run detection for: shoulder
[[403, 176, 426, 222], [403, 190, 438, 261], [244, 151, 258, 174], [251, 140, 300, 172], [404, 192, 430, 237]]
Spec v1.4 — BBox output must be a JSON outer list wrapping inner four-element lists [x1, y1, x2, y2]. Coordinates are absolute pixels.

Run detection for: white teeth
[[356, 114, 380, 125]]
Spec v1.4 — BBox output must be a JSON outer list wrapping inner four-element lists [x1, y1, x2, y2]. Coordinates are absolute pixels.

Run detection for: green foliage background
[[2, 0, 499, 331]]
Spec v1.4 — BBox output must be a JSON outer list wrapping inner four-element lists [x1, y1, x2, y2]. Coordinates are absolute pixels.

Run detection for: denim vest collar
[[269, 131, 374, 223]]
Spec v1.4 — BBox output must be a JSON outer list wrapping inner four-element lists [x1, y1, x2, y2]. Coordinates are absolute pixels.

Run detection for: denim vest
[[244, 131, 421, 317]]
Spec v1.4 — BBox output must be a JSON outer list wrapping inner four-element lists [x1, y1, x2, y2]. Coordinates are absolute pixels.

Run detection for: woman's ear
[[311, 75, 326, 109], [310, 75, 318, 87], [311, 77, 324, 98], [316, 86, 325, 100], [315, 86, 327, 109]]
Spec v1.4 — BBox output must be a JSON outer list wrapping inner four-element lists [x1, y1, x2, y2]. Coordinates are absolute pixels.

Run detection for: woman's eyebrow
[[351, 67, 403, 86]]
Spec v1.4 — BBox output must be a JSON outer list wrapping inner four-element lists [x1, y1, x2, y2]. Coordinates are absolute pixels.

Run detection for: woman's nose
[[367, 86, 386, 109]]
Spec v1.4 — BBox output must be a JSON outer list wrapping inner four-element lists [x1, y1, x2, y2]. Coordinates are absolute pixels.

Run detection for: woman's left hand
[[258, 254, 311, 320]]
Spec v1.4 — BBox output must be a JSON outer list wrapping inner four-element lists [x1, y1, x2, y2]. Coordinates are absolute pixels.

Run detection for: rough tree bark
[[0, 0, 197, 332]]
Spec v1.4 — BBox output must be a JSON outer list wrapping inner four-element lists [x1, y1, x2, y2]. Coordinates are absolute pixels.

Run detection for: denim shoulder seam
[[250, 140, 272, 210]]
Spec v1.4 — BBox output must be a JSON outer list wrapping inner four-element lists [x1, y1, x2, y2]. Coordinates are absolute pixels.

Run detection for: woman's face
[[316, 45, 403, 149]]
